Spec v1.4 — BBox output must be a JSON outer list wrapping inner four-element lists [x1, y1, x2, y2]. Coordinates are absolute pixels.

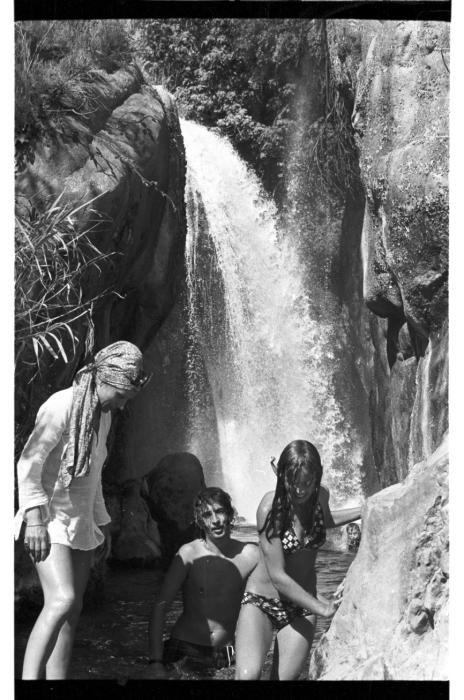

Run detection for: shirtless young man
[[145, 487, 258, 677]]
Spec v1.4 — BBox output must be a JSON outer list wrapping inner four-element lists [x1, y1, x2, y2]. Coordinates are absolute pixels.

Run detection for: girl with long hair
[[235, 439, 362, 680]]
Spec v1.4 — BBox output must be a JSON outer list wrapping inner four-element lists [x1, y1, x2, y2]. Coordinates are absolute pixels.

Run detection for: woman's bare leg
[[22, 544, 92, 679], [45, 548, 93, 679], [234, 604, 274, 680], [270, 614, 316, 680]]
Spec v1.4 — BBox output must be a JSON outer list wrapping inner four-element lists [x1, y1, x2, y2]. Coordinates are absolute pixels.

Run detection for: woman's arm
[[319, 487, 362, 528], [16, 392, 70, 561], [93, 477, 111, 527], [328, 506, 362, 528], [257, 496, 335, 618], [147, 547, 190, 672]]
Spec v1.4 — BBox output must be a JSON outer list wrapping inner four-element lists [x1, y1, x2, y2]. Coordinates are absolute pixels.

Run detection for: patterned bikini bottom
[[241, 591, 313, 631]]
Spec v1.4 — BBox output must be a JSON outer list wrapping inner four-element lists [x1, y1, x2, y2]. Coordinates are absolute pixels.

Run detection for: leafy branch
[[15, 191, 116, 372]]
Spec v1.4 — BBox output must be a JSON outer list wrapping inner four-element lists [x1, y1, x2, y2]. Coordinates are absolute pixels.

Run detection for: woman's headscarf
[[60, 341, 145, 488]]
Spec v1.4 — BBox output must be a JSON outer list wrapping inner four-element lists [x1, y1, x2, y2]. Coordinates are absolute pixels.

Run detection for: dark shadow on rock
[[145, 452, 206, 564]]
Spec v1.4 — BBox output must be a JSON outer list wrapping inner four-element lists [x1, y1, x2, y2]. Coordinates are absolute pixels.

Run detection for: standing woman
[[15, 341, 150, 679], [235, 439, 362, 680]]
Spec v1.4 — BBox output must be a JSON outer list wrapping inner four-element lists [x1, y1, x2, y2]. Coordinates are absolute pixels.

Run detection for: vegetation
[[15, 192, 114, 372], [15, 20, 135, 172], [134, 19, 315, 198], [15, 20, 136, 390], [133, 18, 360, 201]]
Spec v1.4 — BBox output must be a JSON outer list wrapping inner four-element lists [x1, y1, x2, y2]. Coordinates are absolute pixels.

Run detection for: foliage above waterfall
[[133, 19, 361, 202]]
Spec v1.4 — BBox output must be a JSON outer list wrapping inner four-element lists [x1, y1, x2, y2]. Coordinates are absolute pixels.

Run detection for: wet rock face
[[354, 22, 449, 341], [309, 436, 448, 680], [15, 75, 186, 600], [16, 75, 187, 413], [311, 20, 450, 681], [105, 479, 162, 567]]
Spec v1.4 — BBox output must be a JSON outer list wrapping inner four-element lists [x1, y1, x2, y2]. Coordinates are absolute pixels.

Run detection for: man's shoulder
[[239, 541, 259, 561], [228, 538, 258, 562], [177, 538, 205, 561]]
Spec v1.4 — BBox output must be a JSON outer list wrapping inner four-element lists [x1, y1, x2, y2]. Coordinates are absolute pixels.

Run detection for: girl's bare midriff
[[245, 545, 318, 600]]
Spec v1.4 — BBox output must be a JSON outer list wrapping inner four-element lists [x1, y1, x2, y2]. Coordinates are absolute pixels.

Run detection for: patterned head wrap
[[60, 341, 145, 488]]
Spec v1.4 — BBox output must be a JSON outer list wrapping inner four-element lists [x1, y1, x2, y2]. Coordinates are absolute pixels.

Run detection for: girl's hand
[[319, 600, 337, 618], [24, 524, 51, 563]]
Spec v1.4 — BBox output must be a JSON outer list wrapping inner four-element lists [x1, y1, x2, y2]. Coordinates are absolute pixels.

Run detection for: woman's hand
[[24, 524, 51, 563], [317, 597, 337, 618]]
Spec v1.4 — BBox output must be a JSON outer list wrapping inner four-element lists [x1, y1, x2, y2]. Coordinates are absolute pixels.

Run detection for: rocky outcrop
[[16, 74, 187, 432], [310, 20, 449, 680], [105, 479, 161, 566], [145, 452, 206, 561], [354, 20, 449, 471], [327, 19, 449, 483], [15, 71, 187, 600], [309, 435, 448, 680]]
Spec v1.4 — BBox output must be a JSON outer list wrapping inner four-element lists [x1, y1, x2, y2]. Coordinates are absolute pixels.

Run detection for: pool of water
[[15, 530, 355, 680]]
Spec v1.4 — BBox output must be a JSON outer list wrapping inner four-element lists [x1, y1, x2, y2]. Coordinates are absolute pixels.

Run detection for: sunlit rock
[[309, 435, 448, 680], [355, 21, 448, 345]]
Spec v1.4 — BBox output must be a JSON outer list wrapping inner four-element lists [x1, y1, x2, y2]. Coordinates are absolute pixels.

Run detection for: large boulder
[[16, 75, 187, 432], [330, 19, 449, 481], [354, 20, 448, 357], [105, 479, 162, 566], [308, 20, 449, 681], [15, 73, 186, 605], [145, 452, 206, 561], [309, 435, 448, 680]]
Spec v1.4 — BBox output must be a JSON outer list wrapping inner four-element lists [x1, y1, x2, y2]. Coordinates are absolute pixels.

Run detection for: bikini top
[[280, 501, 326, 553]]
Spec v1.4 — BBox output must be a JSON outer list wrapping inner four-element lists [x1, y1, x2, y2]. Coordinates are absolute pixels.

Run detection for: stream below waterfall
[[15, 528, 355, 681]]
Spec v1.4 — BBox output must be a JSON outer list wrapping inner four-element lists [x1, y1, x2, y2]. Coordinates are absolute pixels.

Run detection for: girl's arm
[[319, 486, 362, 528], [257, 494, 335, 618]]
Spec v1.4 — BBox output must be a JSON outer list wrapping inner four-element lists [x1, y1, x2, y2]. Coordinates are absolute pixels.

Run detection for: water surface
[[15, 537, 354, 680]]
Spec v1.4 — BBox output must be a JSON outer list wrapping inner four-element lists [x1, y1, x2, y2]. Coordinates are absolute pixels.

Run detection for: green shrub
[[15, 191, 113, 376], [15, 20, 135, 172], [133, 19, 360, 202]]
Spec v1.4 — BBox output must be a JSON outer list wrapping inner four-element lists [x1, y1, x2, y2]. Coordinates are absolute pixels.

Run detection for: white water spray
[[182, 120, 361, 521]]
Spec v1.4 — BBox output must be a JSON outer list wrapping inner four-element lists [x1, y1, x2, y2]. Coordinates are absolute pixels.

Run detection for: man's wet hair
[[193, 487, 236, 532]]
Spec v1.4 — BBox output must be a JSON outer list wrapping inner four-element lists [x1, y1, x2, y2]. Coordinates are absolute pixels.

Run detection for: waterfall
[[181, 120, 362, 521]]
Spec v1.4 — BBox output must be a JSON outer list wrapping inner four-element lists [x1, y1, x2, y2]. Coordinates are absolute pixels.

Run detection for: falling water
[[182, 120, 362, 521]]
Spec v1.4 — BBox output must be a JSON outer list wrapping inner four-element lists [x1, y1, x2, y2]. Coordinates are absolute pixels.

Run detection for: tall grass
[[15, 20, 135, 171], [15, 192, 114, 375]]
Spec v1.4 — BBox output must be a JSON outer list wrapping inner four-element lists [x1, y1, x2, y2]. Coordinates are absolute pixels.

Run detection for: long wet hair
[[193, 486, 236, 536], [259, 440, 323, 542]]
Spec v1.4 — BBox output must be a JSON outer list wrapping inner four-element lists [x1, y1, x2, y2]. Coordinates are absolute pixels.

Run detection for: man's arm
[[148, 548, 190, 670]]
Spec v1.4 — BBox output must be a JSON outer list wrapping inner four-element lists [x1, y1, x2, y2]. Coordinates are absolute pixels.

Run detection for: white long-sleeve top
[[15, 387, 112, 550]]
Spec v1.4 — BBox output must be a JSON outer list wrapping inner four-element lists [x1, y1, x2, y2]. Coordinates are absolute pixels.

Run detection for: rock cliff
[[309, 19, 449, 679], [15, 21, 449, 678], [309, 436, 448, 680], [15, 69, 187, 598]]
